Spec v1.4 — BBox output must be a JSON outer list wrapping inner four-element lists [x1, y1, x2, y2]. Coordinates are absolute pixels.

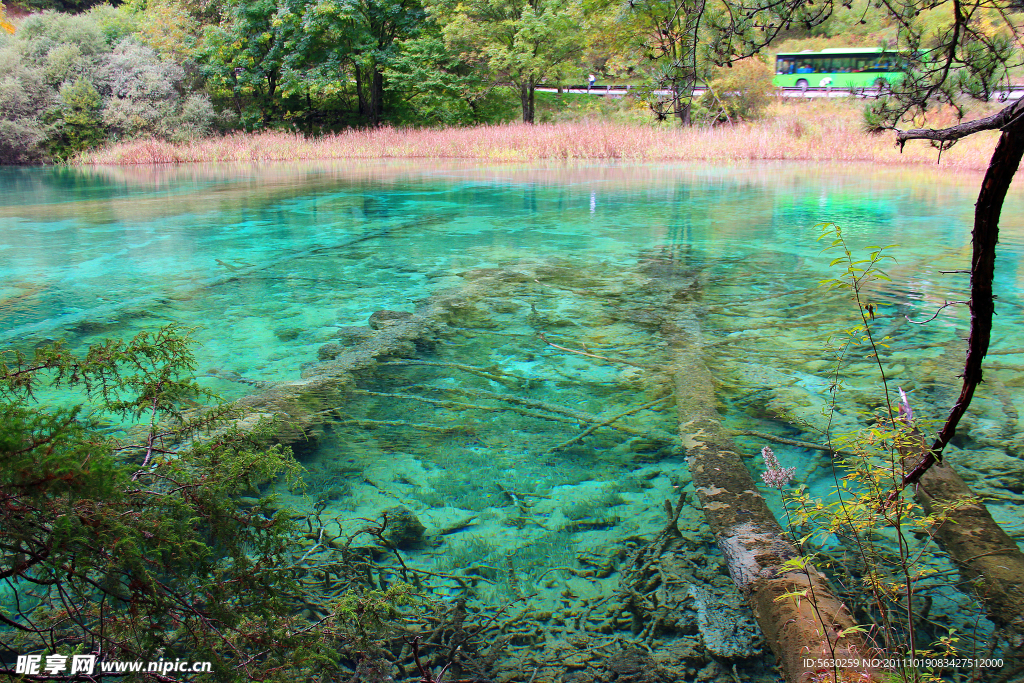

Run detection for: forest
[[1, 0, 1018, 164]]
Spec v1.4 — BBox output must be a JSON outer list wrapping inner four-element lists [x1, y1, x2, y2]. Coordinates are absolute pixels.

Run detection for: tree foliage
[[430, 0, 584, 123], [0, 7, 216, 163], [697, 56, 776, 123], [624, 0, 707, 124], [384, 33, 497, 124], [0, 327, 422, 681]]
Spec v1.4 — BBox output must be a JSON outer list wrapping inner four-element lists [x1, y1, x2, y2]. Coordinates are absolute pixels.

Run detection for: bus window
[[831, 57, 853, 72], [776, 58, 795, 75]]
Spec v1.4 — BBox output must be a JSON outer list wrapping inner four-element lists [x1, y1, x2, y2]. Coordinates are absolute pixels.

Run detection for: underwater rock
[[320, 484, 350, 502], [602, 647, 674, 682], [69, 318, 124, 335], [456, 267, 530, 282], [369, 309, 413, 329], [274, 327, 302, 342], [687, 583, 762, 659], [317, 343, 343, 361], [613, 306, 665, 329], [947, 446, 1024, 499], [436, 297, 498, 329], [382, 506, 426, 548], [651, 638, 706, 673], [965, 417, 1010, 449], [333, 325, 374, 345], [616, 367, 645, 389]]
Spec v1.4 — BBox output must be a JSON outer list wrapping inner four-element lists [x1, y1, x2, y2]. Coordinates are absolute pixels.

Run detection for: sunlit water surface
[[3, 160, 1023, 679]]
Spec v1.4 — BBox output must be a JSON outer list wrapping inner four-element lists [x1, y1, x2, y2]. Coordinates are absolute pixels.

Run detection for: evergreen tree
[[0, 326, 400, 681]]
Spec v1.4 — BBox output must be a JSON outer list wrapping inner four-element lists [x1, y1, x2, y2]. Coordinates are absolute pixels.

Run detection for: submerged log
[[910, 450, 1024, 642], [230, 285, 487, 447], [662, 307, 880, 683]]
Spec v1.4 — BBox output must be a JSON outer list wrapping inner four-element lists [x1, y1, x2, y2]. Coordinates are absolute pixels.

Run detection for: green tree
[[431, 0, 584, 123], [0, 327, 360, 680], [384, 32, 490, 124], [50, 76, 105, 157], [199, 0, 296, 128], [346, 0, 426, 124], [199, 0, 424, 128], [624, 0, 707, 124]]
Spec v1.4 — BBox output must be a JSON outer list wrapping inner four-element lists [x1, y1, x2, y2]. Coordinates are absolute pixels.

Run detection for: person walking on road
[[587, 74, 596, 93]]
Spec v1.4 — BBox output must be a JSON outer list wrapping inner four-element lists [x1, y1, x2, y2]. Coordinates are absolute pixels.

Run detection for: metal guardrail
[[538, 85, 1024, 101]]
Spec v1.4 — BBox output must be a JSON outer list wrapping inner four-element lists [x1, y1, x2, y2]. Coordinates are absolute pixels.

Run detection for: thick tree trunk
[[370, 67, 384, 126], [519, 82, 535, 124], [892, 103, 1024, 495], [355, 66, 369, 119], [264, 70, 279, 124], [673, 86, 692, 126], [663, 307, 880, 683]]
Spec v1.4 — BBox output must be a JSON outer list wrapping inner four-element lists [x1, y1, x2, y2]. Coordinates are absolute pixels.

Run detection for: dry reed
[[75, 99, 1001, 172]]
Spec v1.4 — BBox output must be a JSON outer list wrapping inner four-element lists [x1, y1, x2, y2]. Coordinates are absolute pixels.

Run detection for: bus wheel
[[796, 79, 809, 92]]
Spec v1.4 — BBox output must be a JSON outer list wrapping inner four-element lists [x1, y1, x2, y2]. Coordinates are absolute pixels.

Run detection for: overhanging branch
[[886, 113, 1024, 502], [895, 95, 1024, 149]]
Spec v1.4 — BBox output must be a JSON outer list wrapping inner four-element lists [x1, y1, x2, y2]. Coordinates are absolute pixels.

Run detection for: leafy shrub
[[699, 57, 778, 124], [0, 328, 351, 680], [50, 76, 105, 157], [17, 10, 108, 62], [168, 91, 215, 139], [0, 7, 216, 161], [0, 118, 49, 163], [88, 2, 141, 46]]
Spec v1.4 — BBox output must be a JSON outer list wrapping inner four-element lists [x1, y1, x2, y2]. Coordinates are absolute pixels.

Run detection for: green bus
[[774, 48, 904, 90]]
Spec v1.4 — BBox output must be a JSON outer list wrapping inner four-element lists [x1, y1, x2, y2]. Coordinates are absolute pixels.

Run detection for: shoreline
[[71, 103, 1001, 174]]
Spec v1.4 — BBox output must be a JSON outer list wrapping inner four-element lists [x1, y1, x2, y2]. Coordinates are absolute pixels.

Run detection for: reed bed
[[75, 100, 1001, 171]]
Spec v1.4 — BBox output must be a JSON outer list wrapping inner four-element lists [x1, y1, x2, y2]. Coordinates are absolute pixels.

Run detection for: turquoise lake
[[2, 160, 1023, 680]]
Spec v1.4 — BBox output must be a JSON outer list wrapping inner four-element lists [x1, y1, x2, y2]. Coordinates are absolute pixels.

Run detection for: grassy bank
[[75, 99, 1001, 172]]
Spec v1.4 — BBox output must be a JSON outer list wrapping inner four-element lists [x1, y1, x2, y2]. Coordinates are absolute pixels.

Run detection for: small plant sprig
[[756, 225, 974, 683]]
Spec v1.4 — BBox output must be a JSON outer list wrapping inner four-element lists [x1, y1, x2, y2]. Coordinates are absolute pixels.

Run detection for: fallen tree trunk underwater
[[905, 433, 1024, 646], [667, 315, 879, 683], [635, 256, 882, 683]]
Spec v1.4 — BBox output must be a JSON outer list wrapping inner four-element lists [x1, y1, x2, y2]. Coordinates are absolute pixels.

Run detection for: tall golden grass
[[75, 100, 1001, 172]]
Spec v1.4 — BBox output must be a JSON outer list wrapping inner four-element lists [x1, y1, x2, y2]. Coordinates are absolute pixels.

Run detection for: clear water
[[3, 160, 1023, 679]]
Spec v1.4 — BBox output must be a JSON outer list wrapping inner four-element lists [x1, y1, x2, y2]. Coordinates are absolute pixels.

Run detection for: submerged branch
[[350, 388, 580, 425], [376, 360, 525, 387], [544, 396, 674, 455], [538, 333, 665, 369], [731, 429, 849, 456], [334, 418, 471, 433]]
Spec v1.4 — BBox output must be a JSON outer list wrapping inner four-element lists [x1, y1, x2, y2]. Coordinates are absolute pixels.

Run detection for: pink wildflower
[[897, 387, 914, 425], [760, 446, 796, 490]]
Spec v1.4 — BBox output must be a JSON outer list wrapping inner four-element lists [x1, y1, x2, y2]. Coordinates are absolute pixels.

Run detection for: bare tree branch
[[895, 95, 1024, 147], [887, 113, 1024, 502]]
